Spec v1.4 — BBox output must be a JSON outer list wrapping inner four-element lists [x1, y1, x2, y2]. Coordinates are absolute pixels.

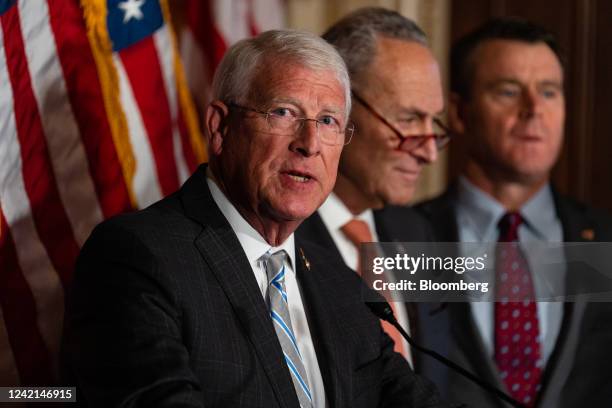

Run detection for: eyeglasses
[[228, 103, 354, 146], [351, 90, 452, 151]]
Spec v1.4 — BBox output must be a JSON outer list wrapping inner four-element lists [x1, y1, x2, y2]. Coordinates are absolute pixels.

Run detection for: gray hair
[[212, 29, 351, 118], [323, 7, 428, 85]]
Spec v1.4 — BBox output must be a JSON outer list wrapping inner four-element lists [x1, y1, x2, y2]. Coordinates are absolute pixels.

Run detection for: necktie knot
[[498, 212, 523, 242], [341, 219, 373, 247], [263, 250, 288, 284]]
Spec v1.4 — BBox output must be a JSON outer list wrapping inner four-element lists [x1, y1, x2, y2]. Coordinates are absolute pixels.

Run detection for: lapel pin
[[299, 247, 311, 272], [581, 228, 594, 241]]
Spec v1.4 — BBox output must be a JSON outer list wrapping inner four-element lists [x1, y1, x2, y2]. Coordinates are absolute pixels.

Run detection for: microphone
[[366, 301, 527, 408]]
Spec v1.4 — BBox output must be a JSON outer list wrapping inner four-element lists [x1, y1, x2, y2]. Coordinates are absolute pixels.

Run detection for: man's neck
[[463, 161, 549, 211], [240, 214, 298, 247], [333, 174, 382, 215]]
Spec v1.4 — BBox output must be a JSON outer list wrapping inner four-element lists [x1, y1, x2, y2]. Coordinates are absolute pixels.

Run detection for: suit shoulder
[[558, 194, 612, 220], [94, 192, 196, 240]]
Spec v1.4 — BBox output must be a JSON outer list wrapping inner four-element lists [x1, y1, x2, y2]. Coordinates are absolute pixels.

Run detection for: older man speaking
[[63, 30, 447, 408]]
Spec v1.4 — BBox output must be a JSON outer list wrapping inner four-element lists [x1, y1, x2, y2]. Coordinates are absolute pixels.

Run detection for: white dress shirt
[[317, 193, 412, 363], [206, 174, 327, 408], [456, 177, 564, 367]]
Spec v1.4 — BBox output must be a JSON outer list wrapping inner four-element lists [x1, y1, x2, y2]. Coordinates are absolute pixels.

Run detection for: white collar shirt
[[206, 173, 327, 407]]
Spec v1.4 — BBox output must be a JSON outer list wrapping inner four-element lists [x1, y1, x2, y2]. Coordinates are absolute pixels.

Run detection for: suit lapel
[[553, 188, 591, 242], [535, 190, 591, 406], [373, 210, 393, 241], [449, 303, 506, 392], [294, 239, 350, 408], [180, 166, 300, 408], [298, 212, 345, 262], [419, 186, 460, 242]]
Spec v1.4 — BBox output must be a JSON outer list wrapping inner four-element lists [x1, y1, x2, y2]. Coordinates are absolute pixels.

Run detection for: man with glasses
[[416, 17, 612, 407], [298, 7, 448, 363], [64, 29, 449, 407]]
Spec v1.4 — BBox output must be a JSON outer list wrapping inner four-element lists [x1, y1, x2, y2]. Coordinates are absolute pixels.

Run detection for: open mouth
[[284, 170, 314, 183], [288, 174, 310, 182], [395, 167, 420, 176]]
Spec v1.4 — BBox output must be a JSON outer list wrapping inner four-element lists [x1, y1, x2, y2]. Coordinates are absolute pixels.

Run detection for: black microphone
[[366, 300, 527, 408]]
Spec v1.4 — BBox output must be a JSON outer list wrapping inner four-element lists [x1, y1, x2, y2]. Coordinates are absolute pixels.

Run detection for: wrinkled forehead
[[249, 55, 349, 114], [355, 40, 444, 115]]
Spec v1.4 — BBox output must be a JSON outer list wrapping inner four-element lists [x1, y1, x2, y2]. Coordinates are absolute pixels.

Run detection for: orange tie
[[340, 219, 373, 274], [341, 219, 408, 359]]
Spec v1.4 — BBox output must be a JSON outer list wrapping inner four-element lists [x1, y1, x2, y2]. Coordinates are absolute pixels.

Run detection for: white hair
[[212, 29, 351, 118]]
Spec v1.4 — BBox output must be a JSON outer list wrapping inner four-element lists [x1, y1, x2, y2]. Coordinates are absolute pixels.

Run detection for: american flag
[[178, 0, 285, 120], [0, 0, 205, 386]]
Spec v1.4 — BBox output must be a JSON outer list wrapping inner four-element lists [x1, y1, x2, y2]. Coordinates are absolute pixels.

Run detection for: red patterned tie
[[494, 212, 541, 407]]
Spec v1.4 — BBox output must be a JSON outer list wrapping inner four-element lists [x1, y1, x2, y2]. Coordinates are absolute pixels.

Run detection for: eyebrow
[[395, 107, 445, 119], [487, 79, 522, 88], [538, 80, 563, 89], [268, 97, 344, 116], [488, 78, 563, 88], [267, 97, 300, 107]]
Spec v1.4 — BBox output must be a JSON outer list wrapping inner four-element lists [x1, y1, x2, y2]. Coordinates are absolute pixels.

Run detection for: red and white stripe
[[18, 0, 104, 246], [0, 5, 64, 383], [114, 55, 164, 206], [179, 0, 285, 114], [0, 0, 203, 385]]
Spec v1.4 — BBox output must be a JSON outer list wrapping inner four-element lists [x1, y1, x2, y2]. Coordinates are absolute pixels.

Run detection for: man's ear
[[448, 92, 467, 136], [205, 100, 230, 156]]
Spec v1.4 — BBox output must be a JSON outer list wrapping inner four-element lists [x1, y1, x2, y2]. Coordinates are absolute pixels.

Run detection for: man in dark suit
[[298, 7, 449, 364], [63, 29, 448, 408], [416, 18, 612, 407]]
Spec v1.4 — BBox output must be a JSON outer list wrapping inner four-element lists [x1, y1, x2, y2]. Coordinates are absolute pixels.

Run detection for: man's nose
[[290, 119, 321, 157], [412, 136, 438, 164], [520, 88, 544, 119]]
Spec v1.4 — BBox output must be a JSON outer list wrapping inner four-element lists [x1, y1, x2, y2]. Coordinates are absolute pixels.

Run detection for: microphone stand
[[366, 301, 527, 408]]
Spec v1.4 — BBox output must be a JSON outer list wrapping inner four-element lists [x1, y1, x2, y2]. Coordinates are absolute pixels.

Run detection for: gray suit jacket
[[63, 165, 448, 408], [415, 186, 612, 408]]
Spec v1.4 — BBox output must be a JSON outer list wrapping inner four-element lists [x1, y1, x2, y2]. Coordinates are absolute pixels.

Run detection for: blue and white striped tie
[[263, 250, 313, 408]]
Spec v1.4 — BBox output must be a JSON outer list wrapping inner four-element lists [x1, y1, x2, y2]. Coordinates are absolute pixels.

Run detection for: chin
[[384, 186, 416, 206], [270, 202, 318, 223], [507, 168, 550, 186]]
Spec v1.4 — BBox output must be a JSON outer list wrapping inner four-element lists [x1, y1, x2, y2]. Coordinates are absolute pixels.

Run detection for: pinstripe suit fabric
[[63, 165, 448, 408]]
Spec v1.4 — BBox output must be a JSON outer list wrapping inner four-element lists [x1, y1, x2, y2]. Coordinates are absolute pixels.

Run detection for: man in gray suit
[[64, 29, 448, 407], [417, 17, 612, 407]]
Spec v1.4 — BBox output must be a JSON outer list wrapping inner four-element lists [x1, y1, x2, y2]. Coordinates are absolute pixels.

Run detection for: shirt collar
[[521, 183, 557, 239], [318, 192, 377, 235], [456, 176, 506, 241], [206, 170, 296, 272], [456, 176, 556, 240]]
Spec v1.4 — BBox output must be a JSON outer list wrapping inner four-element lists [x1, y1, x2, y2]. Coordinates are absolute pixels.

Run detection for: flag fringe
[[80, 0, 138, 207], [159, 0, 207, 164]]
